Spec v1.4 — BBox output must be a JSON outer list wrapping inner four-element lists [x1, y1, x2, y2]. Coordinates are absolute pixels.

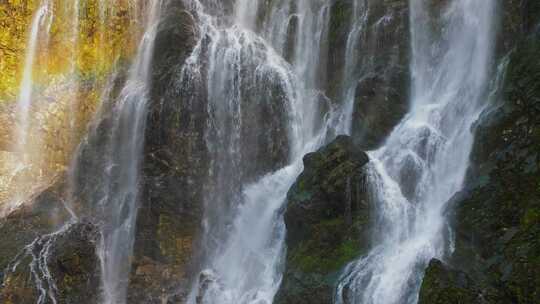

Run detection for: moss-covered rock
[[419, 259, 488, 304], [276, 135, 370, 304]]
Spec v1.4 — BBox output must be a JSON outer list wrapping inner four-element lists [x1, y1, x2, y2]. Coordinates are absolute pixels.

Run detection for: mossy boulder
[[276, 135, 370, 304], [419, 259, 490, 304]]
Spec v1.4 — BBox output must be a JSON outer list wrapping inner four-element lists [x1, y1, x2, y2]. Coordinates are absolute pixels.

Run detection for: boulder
[[418, 259, 488, 304], [276, 135, 370, 304]]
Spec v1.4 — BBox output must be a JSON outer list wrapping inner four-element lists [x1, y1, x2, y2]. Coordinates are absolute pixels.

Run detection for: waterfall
[[13, 1, 53, 156], [335, 0, 369, 135], [1, 0, 505, 302], [183, 0, 358, 303], [181, 1, 303, 302], [1, 1, 54, 217], [336, 1, 497, 303], [91, 1, 163, 303], [67, 0, 80, 134]]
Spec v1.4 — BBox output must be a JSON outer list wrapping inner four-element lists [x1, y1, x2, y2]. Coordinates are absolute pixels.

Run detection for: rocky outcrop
[[0, 175, 71, 273], [130, 1, 200, 302], [1, 221, 100, 304], [0, 172, 100, 304], [419, 4, 540, 303], [276, 135, 370, 304]]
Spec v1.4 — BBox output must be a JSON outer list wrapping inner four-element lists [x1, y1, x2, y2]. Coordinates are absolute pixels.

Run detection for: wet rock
[[326, 0, 354, 100], [353, 69, 409, 150], [276, 135, 370, 304], [420, 16, 540, 304], [1, 222, 100, 304], [418, 259, 485, 304], [130, 1, 200, 302], [195, 270, 220, 304], [128, 256, 189, 304], [0, 175, 70, 275], [327, 0, 410, 150]]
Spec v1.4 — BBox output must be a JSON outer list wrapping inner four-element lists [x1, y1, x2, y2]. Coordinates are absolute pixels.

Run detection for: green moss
[[328, 0, 352, 47], [290, 218, 364, 273], [522, 207, 540, 228]]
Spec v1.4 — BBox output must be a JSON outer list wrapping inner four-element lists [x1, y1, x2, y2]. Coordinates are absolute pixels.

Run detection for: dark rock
[[1, 222, 100, 304], [353, 69, 409, 150], [0, 174, 70, 277], [276, 135, 370, 304], [47, 222, 101, 304], [130, 1, 200, 302], [348, 0, 410, 150], [326, 0, 354, 100], [418, 259, 489, 304]]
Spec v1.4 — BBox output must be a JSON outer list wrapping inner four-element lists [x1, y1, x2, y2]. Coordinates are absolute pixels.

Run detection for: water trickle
[[335, 1, 497, 303], [3, 220, 77, 304]]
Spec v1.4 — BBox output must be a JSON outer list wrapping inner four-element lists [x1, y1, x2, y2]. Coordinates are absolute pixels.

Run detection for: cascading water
[[2, 1, 162, 303], [93, 1, 163, 303], [181, 2, 306, 302], [335, 0, 368, 135], [336, 1, 497, 303], [1, 1, 54, 216], [183, 0, 364, 303], [0, 0, 515, 302], [13, 1, 53, 155], [67, 0, 80, 133]]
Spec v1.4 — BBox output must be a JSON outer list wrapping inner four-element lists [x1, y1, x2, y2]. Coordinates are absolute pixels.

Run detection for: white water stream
[[3, 1, 500, 304], [95, 1, 163, 303], [336, 1, 497, 303], [1, 1, 54, 217]]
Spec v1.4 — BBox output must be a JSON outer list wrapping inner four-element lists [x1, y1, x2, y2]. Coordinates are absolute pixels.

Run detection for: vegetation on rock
[[276, 135, 370, 304]]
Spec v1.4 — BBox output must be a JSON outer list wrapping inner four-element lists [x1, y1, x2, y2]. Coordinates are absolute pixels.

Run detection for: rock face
[[131, 1, 201, 302], [350, 0, 410, 150], [19, 1, 201, 302], [326, 0, 410, 150], [276, 136, 370, 304], [0, 175, 71, 273], [418, 3, 540, 303], [1, 221, 100, 304]]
